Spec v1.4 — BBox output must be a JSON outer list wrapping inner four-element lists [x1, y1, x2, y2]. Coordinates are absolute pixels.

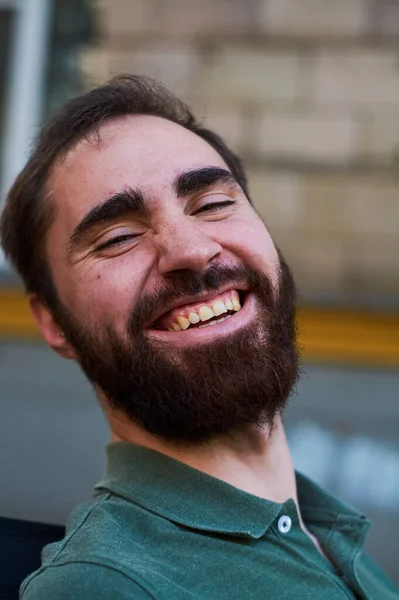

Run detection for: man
[[0, 75, 397, 600]]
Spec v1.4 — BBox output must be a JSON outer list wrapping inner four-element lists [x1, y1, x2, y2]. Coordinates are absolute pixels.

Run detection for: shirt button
[[278, 515, 292, 534]]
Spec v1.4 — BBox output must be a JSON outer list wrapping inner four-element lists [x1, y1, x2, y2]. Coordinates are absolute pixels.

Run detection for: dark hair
[[0, 74, 250, 308]]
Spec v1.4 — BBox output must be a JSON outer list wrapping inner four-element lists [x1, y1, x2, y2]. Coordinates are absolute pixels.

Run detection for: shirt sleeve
[[20, 562, 155, 600]]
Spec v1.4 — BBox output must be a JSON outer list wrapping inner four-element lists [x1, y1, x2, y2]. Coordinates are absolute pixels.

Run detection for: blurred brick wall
[[83, 0, 399, 307]]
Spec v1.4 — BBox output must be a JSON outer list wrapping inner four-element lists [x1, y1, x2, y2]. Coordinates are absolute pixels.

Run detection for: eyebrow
[[68, 167, 239, 252], [174, 167, 238, 198], [68, 187, 147, 250]]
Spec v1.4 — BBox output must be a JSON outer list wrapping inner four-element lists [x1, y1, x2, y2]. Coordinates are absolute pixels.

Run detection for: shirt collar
[[296, 470, 371, 546], [94, 441, 369, 540]]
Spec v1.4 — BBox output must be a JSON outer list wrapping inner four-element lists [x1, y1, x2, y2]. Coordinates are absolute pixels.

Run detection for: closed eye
[[96, 234, 139, 251], [193, 200, 236, 215]]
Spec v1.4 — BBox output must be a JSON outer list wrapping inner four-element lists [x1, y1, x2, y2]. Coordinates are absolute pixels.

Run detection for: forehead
[[49, 115, 229, 218]]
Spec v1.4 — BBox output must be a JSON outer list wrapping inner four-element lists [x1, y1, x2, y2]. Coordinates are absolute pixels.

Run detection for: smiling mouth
[[153, 290, 245, 332]]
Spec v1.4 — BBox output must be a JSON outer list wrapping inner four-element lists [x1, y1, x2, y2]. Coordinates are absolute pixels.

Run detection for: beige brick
[[101, 0, 258, 37], [202, 110, 244, 152], [182, 95, 210, 121], [274, 229, 346, 297], [246, 169, 304, 229], [157, 0, 258, 35], [371, 0, 399, 35], [314, 50, 399, 107], [302, 178, 347, 232], [298, 235, 346, 295], [81, 47, 148, 88], [100, 0, 157, 36], [260, 0, 368, 36], [360, 112, 399, 164], [256, 112, 358, 164], [344, 181, 399, 236], [97, 45, 200, 100], [303, 175, 399, 236], [80, 47, 113, 87], [276, 228, 398, 300], [201, 47, 303, 105], [346, 234, 399, 295]]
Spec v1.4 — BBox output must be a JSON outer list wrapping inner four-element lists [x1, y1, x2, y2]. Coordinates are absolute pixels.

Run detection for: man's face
[[45, 115, 298, 442]]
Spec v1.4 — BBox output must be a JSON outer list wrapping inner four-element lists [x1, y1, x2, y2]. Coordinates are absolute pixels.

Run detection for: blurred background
[[0, 0, 398, 583]]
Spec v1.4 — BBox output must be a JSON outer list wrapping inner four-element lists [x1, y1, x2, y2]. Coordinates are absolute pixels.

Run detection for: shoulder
[[40, 492, 149, 566], [21, 493, 158, 599], [20, 561, 155, 600]]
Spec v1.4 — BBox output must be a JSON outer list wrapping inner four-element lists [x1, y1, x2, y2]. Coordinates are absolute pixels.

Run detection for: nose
[[156, 218, 222, 276]]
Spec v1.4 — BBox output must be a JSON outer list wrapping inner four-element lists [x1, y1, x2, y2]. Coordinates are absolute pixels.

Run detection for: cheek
[[84, 259, 147, 320], [218, 217, 280, 282], [55, 253, 150, 330]]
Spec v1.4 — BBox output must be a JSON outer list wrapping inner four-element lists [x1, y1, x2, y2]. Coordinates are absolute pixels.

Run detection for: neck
[[107, 408, 298, 508], [106, 406, 328, 559]]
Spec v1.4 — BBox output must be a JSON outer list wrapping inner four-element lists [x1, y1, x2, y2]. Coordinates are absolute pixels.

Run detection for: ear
[[28, 293, 76, 360]]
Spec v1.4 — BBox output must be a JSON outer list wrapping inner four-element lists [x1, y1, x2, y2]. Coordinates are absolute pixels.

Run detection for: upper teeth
[[188, 312, 200, 324], [177, 316, 190, 330], [212, 300, 228, 316], [167, 292, 242, 332], [199, 306, 214, 322]]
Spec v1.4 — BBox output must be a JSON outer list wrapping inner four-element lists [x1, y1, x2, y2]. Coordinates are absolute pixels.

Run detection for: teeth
[[232, 298, 241, 311], [166, 293, 242, 332], [198, 305, 215, 322], [177, 316, 190, 330], [198, 314, 232, 329], [188, 311, 200, 324], [212, 300, 228, 316], [225, 298, 233, 311], [217, 315, 232, 324]]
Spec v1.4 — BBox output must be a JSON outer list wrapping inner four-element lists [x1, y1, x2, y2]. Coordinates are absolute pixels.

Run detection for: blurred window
[[45, 0, 95, 118], [0, 0, 95, 273], [0, 6, 15, 201]]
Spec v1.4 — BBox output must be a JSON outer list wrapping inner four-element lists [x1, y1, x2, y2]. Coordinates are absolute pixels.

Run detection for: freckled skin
[[46, 115, 279, 341]]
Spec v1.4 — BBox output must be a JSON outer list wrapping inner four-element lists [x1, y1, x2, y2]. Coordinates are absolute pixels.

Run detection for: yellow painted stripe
[[296, 307, 399, 368], [0, 290, 39, 337], [1, 289, 399, 367]]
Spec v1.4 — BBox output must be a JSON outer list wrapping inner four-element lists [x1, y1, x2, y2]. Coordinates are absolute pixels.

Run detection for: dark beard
[[54, 254, 299, 444]]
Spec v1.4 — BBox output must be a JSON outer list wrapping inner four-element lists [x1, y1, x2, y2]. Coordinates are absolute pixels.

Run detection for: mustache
[[127, 263, 271, 333]]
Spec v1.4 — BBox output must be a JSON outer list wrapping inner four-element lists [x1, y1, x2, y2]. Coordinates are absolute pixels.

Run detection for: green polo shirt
[[20, 442, 398, 599]]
